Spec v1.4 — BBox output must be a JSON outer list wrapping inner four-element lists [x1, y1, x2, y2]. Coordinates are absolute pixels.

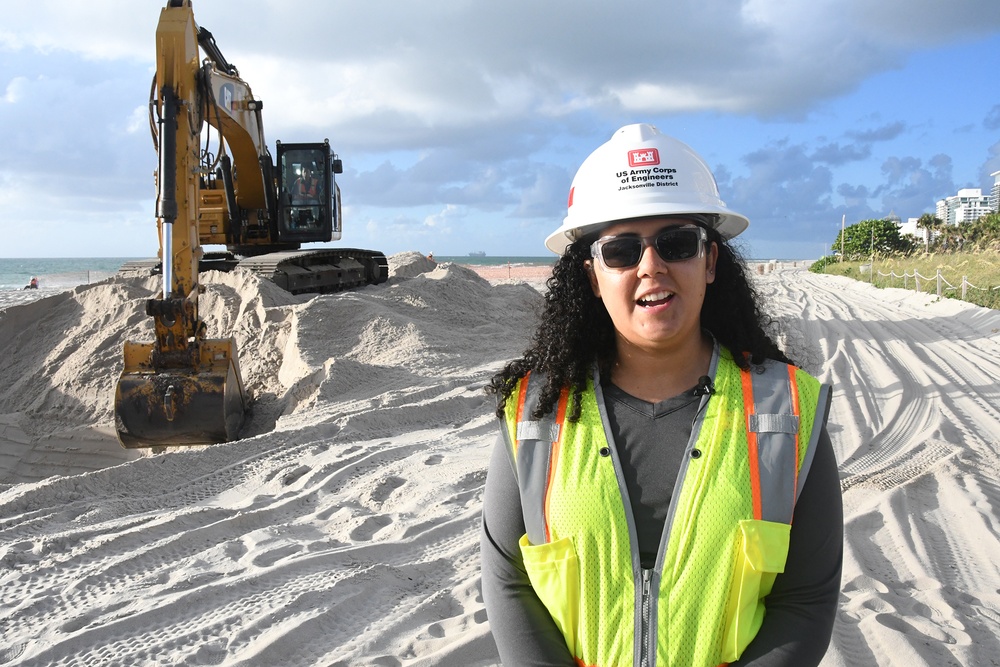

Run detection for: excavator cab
[[276, 142, 343, 243]]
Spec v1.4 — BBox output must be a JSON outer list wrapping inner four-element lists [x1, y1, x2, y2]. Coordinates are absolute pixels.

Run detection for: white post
[[962, 276, 967, 300], [936, 269, 942, 297], [868, 222, 875, 283], [840, 214, 845, 262]]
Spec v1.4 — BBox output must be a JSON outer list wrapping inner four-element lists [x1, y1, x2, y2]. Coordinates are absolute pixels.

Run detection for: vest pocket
[[721, 519, 791, 662], [519, 534, 581, 657]]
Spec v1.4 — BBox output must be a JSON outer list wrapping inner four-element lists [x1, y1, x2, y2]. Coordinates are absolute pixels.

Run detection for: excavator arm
[[115, 0, 246, 448], [196, 26, 272, 216], [115, 0, 387, 447]]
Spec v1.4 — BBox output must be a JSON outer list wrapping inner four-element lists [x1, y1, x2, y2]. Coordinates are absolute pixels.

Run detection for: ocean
[[0, 258, 139, 292], [0, 256, 553, 292], [432, 255, 553, 267]]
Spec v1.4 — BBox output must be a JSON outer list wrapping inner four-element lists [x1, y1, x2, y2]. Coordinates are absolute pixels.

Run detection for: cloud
[[7, 3, 999, 161], [985, 105, 1000, 131], [812, 142, 872, 166], [719, 139, 959, 246], [3, 0, 999, 257], [980, 140, 1000, 188], [875, 154, 954, 214], [510, 163, 570, 220], [0, 1, 160, 60], [7, 1, 1000, 129], [718, 140, 838, 242], [846, 122, 906, 143], [846, 1, 1000, 45], [0, 51, 152, 212], [344, 153, 514, 210], [809, 122, 906, 167]]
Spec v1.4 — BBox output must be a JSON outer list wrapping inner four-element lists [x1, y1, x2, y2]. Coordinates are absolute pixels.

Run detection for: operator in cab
[[293, 164, 320, 203]]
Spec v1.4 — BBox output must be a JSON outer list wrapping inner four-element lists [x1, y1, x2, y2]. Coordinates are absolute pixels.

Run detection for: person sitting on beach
[[25, 276, 38, 290], [480, 123, 843, 666]]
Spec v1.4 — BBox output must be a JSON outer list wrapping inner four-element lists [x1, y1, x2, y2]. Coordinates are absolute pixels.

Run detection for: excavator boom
[[115, 0, 387, 449], [115, 0, 246, 448]]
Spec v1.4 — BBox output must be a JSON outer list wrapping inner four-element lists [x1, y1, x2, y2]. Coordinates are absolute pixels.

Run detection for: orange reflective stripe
[[543, 385, 570, 543], [740, 368, 762, 521], [786, 365, 801, 514], [514, 371, 531, 457], [516, 371, 531, 422]]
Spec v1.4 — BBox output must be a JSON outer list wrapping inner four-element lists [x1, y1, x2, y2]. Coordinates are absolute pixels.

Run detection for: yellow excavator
[[115, 0, 387, 449]]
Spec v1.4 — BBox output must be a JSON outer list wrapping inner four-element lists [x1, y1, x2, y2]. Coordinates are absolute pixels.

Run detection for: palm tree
[[916, 213, 942, 251]]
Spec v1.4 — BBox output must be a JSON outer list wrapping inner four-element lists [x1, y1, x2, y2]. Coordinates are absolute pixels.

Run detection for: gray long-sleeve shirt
[[480, 380, 843, 666]]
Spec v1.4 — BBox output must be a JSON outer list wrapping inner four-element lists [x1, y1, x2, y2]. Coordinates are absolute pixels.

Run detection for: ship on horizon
[[468, 251, 486, 257]]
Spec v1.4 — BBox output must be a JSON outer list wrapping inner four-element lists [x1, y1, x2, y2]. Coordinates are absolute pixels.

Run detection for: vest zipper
[[639, 567, 652, 667]]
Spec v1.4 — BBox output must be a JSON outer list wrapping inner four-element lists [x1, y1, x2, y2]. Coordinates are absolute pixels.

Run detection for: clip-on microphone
[[693, 375, 715, 397]]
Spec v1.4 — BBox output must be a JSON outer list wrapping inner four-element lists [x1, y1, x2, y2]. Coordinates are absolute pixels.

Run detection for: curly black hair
[[487, 221, 792, 421]]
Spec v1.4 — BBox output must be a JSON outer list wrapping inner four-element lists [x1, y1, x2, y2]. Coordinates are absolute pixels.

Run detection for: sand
[[1, 252, 999, 666], [462, 263, 552, 288]]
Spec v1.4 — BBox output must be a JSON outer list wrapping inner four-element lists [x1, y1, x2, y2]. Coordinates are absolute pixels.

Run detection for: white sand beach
[[1, 252, 999, 666]]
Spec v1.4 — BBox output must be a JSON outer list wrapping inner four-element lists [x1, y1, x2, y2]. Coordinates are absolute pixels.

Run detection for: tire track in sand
[[757, 269, 1000, 667]]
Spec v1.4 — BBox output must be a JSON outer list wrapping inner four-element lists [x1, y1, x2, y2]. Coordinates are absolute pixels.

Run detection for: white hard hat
[[545, 123, 749, 254]]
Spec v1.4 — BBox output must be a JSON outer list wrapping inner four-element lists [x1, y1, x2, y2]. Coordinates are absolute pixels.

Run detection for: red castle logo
[[628, 148, 659, 167]]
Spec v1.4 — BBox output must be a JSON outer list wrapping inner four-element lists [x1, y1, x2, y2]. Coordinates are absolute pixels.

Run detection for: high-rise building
[[935, 188, 992, 225], [991, 170, 1000, 212]]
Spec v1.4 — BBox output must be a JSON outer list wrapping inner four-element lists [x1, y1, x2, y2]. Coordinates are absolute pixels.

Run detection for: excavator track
[[118, 249, 388, 295], [238, 248, 389, 294]]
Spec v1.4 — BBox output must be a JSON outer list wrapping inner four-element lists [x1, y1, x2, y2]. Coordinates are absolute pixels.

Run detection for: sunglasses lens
[[654, 229, 701, 261], [599, 238, 643, 268], [593, 227, 704, 269]]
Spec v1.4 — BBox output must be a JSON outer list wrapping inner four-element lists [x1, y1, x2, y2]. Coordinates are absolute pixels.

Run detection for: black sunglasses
[[590, 226, 707, 270]]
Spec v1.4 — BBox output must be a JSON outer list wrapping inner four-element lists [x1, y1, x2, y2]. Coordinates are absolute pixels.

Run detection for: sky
[[2, 1, 999, 260]]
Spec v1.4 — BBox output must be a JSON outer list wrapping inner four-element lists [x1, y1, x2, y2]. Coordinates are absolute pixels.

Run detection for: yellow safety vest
[[501, 346, 829, 666]]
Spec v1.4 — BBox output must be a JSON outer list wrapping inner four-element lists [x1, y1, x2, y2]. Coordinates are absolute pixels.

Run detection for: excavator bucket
[[115, 338, 246, 449]]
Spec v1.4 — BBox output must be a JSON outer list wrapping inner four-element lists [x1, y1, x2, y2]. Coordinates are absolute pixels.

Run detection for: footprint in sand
[[350, 515, 393, 541], [370, 475, 406, 503], [281, 465, 311, 486], [252, 543, 300, 568]]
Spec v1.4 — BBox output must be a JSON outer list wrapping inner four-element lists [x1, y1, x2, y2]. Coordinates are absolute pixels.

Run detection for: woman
[[481, 124, 842, 666]]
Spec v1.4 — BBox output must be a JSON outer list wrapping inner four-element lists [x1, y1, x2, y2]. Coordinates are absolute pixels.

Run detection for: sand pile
[[0, 252, 545, 666], [0, 253, 541, 483], [2, 259, 1000, 666]]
